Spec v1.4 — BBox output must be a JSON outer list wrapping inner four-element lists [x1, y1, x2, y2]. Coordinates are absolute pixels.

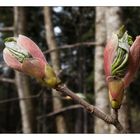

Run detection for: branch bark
[[55, 83, 128, 133]]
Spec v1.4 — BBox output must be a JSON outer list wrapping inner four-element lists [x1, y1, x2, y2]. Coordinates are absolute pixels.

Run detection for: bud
[[42, 64, 61, 88], [108, 77, 124, 109], [104, 26, 137, 109], [3, 35, 60, 88]]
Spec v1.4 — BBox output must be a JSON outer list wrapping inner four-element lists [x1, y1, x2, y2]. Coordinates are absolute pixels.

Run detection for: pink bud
[[3, 48, 22, 71], [104, 34, 118, 78], [22, 58, 46, 79], [104, 34, 140, 88], [17, 35, 47, 63], [104, 31, 140, 109], [3, 35, 47, 79], [124, 36, 140, 88]]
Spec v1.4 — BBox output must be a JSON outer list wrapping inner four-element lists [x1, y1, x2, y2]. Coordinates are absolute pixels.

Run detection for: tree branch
[[0, 77, 15, 84], [112, 109, 118, 120], [0, 92, 41, 104], [37, 104, 83, 119], [0, 27, 14, 32], [43, 42, 102, 54], [55, 83, 126, 133]]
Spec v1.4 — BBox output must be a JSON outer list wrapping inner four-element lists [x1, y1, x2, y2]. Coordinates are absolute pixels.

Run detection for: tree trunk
[[14, 7, 36, 133], [105, 6, 131, 133], [105, 7, 122, 40], [43, 6, 67, 133], [94, 7, 110, 133]]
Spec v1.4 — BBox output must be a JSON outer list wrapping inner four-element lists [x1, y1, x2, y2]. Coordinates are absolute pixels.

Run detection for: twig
[[37, 104, 83, 119], [0, 92, 71, 104], [0, 92, 41, 104], [55, 83, 125, 132], [112, 109, 118, 120], [43, 42, 101, 54], [0, 77, 15, 84], [111, 109, 125, 132], [0, 27, 14, 32]]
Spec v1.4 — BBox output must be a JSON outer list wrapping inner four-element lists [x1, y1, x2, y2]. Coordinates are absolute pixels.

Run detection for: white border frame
[[0, 0, 140, 6]]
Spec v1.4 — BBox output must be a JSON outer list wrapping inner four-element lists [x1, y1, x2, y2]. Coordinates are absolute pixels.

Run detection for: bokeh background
[[0, 7, 140, 133]]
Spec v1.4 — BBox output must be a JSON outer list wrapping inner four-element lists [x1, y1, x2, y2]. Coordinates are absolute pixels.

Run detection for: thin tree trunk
[[14, 7, 36, 133], [94, 7, 110, 133], [105, 7, 122, 40], [75, 47, 84, 133], [105, 6, 131, 133], [43, 6, 67, 133]]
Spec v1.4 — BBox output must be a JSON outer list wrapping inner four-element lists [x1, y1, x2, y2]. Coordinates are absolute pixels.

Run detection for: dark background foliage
[[0, 7, 140, 133]]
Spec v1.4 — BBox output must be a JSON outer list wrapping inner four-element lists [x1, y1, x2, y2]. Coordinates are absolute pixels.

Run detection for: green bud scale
[[111, 26, 133, 78]]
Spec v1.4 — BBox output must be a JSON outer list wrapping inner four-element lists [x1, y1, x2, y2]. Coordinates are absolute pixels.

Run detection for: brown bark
[[43, 6, 67, 133], [55, 84, 126, 133], [14, 7, 36, 133], [105, 7, 131, 133], [94, 7, 110, 133]]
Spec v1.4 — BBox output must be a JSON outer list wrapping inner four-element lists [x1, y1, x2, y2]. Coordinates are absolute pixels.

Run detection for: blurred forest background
[[0, 7, 140, 133]]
